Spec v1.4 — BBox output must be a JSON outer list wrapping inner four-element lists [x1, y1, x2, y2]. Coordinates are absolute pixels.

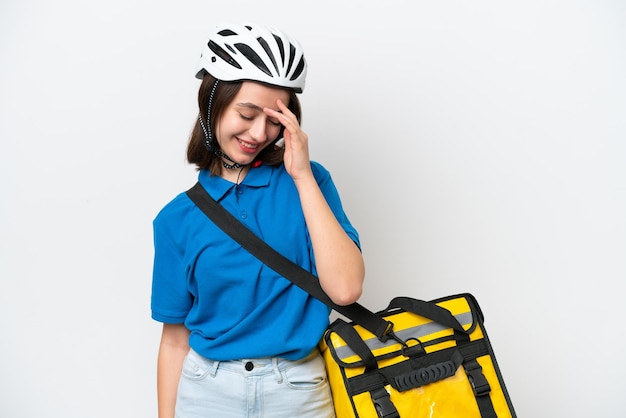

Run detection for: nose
[[249, 117, 269, 142]]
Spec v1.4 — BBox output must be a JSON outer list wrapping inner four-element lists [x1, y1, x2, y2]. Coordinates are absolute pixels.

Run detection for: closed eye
[[239, 112, 281, 127]]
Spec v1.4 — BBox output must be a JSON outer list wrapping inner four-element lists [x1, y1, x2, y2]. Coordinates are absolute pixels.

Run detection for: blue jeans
[[175, 348, 335, 418]]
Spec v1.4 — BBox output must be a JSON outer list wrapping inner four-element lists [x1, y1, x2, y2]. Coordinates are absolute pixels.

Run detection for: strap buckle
[[370, 387, 399, 418], [464, 359, 491, 397]]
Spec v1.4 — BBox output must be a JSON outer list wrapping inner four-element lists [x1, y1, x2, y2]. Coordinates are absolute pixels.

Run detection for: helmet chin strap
[[198, 79, 246, 170]]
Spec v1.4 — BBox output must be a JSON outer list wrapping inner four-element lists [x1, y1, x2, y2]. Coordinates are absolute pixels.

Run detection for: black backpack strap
[[186, 182, 393, 339]]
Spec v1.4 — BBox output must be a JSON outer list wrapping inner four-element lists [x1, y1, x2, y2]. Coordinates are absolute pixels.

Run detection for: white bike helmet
[[196, 23, 307, 93]]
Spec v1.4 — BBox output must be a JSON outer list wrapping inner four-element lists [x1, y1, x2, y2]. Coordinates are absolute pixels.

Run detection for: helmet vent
[[273, 34, 285, 65], [235, 43, 273, 77], [218, 29, 237, 36], [291, 56, 306, 81], [257, 37, 279, 75], [208, 40, 241, 69], [285, 44, 296, 75]]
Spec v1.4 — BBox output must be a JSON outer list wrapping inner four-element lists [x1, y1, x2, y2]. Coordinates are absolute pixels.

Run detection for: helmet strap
[[198, 79, 245, 170]]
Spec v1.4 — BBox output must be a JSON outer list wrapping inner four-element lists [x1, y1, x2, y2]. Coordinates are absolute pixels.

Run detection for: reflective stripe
[[333, 312, 473, 362]]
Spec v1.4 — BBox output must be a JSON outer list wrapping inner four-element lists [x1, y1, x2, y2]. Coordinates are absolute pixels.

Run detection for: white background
[[1, 0, 625, 417]]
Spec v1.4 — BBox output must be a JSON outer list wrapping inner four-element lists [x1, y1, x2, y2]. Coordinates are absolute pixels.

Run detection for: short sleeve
[[150, 215, 193, 324]]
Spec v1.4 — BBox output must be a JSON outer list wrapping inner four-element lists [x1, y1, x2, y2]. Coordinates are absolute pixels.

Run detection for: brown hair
[[187, 74, 303, 174]]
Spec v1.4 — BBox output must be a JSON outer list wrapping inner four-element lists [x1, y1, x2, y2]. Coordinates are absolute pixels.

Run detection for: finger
[[274, 100, 298, 122], [264, 108, 293, 131], [275, 98, 289, 113]]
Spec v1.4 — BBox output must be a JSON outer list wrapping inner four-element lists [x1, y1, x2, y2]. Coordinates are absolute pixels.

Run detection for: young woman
[[151, 23, 364, 418]]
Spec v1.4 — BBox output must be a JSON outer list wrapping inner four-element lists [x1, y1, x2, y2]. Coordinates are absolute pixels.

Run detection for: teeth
[[239, 140, 258, 149]]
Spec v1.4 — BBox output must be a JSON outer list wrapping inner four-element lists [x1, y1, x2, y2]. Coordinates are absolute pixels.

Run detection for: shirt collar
[[197, 163, 274, 201]]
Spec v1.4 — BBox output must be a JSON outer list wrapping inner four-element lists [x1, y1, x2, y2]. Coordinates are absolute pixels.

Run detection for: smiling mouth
[[238, 139, 259, 150]]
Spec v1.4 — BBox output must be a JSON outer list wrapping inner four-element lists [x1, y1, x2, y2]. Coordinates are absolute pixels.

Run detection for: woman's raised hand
[[264, 99, 312, 181]]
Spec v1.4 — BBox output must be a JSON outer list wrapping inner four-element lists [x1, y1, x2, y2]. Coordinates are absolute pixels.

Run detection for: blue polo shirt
[[151, 161, 360, 361]]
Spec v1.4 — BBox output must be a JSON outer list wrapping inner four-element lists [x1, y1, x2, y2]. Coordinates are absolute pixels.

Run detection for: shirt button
[[240, 211, 247, 219], [245, 361, 254, 371]]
